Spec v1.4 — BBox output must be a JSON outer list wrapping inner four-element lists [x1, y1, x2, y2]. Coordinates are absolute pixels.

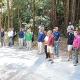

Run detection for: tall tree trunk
[[1, 2, 3, 27], [0, 0, 2, 29], [0, 11, 1, 29], [7, 0, 10, 29], [63, 0, 70, 26], [4, 15, 7, 30], [71, 0, 76, 24], [10, 0, 13, 28], [51, 0, 57, 28], [32, 0, 35, 33], [75, 0, 80, 24], [0, 3, 2, 29], [17, 7, 21, 28]]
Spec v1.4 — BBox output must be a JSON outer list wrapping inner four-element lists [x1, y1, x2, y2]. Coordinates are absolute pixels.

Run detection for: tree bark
[[0, 0, 3, 29], [63, 0, 70, 26], [7, 0, 10, 29], [32, 0, 35, 33], [71, 0, 76, 24], [10, 0, 13, 28], [51, 0, 57, 28], [75, 0, 80, 24]]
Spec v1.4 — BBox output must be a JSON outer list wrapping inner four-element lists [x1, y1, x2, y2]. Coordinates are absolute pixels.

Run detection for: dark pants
[[72, 48, 79, 65], [1, 37, 5, 46], [45, 45, 50, 58]]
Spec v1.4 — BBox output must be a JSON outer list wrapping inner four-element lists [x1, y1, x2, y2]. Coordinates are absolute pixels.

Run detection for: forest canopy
[[0, 0, 80, 34]]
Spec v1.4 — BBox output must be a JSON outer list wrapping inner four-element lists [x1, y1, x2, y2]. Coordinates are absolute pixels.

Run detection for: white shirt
[[44, 36, 48, 41], [44, 36, 48, 45], [8, 31, 14, 37]]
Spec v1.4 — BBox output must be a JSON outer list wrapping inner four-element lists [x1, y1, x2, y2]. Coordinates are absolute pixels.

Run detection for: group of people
[[38, 26, 60, 63], [0, 27, 33, 50], [37, 22, 80, 66], [18, 28, 33, 50], [0, 22, 80, 66], [67, 22, 80, 66]]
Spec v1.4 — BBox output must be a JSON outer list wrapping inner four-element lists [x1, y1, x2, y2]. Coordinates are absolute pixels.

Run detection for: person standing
[[12, 28, 16, 45], [24, 28, 32, 50], [47, 30, 54, 63], [53, 27, 60, 57], [72, 30, 80, 66], [8, 28, 14, 47], [18, 28, 24, 48], [67, 29, 74, 61], [44, 30, 49, 59], [1, 28, 5, 47], [38, 28, 45, 54]]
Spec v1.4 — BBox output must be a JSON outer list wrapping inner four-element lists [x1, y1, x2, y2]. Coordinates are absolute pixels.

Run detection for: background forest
[[0, 0, 80, 35]]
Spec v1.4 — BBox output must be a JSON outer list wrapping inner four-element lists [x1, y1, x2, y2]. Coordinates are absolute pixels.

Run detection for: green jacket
[[24, 32, 32, 41]]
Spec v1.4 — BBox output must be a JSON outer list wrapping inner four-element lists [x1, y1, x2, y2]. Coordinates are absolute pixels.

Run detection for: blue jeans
[[72, 48, 79, 65], [54, 41, 59, 57]]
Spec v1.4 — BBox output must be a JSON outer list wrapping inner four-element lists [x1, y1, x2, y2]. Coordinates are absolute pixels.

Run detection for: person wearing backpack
[[67, 29, 74, 61], [72, 30, 80, 66]]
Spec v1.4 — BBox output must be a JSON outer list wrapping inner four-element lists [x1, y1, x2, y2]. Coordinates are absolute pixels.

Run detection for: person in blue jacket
[[18, 28, 24, 48], [53, 27, 61, 57], [38, 27, 45, 54]]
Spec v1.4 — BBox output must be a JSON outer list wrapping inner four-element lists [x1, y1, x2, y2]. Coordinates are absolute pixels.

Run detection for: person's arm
[[57, 32, 61, 42]]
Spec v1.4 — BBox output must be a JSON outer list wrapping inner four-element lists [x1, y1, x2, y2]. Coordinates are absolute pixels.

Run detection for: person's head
[[44, 30, 47, 35], [53, 29, 56, 33], [74, 27, 80, 35], [39, 28, 44, 32], [75, 27, 78, 31], [47, 30, 52, 36], [29, 28, 31, 32], [69, 22, 72, 25], [55, 27, 59, 31], [27, 28, 31, 33], [74, 30, 78, 37], [20, 28, 23, 31]]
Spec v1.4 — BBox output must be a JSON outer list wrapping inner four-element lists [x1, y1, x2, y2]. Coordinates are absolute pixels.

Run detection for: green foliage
[[2, 0, 66, 34]]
